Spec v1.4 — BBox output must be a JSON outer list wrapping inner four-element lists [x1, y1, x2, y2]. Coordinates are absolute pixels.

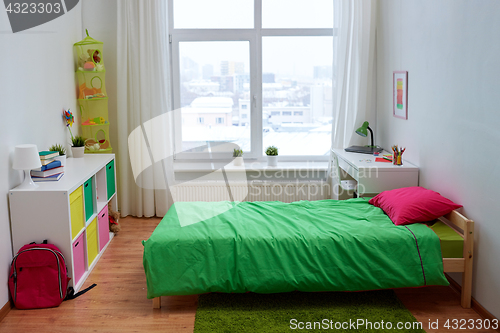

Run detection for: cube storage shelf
[[10, 154, 117, 292]]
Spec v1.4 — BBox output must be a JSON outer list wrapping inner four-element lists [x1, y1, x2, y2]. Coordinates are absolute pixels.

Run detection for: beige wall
[[82, 0, 118, 162], [0, 4, 82, 307], [377, 0, 500, 318]]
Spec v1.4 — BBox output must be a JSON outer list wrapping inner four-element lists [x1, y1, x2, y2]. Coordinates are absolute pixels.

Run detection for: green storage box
[[106, 160, 115, 200], [84, 178, 94, 222]]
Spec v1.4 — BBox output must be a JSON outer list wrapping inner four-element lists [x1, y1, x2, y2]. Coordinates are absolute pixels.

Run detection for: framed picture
[[393, 71, 408, 119]]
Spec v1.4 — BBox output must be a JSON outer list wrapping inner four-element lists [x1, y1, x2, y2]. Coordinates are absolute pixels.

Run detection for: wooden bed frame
[[152, 210, 474, 309], [440, 210, 474, 308]]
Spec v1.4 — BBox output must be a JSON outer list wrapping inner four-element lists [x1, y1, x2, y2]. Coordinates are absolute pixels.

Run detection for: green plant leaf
[[48, 143, 66, 156], [265, 146, 278, 156], [71, 136, 86, 147]]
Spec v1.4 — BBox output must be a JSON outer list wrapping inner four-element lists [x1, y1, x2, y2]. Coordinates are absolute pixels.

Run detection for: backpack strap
[[65, 284, 97, 300], [29, 240, 48, 245]]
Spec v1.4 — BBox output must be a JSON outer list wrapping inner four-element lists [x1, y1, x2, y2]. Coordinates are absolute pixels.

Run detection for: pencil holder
[[393, 152, 403, 166]]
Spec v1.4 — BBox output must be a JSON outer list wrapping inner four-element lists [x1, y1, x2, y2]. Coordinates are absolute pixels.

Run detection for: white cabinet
[[10, 154, 117, 292], [332, 148, 419, 196]]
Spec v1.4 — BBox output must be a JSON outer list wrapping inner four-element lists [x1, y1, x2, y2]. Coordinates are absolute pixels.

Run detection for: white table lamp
[[13, 144, 42, 189]]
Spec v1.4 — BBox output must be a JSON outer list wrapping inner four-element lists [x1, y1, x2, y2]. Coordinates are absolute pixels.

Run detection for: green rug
[[194, 290, 425, 332]]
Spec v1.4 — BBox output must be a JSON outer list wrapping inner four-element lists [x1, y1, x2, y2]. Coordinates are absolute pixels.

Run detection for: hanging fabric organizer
[[74, 30, 112, 154]]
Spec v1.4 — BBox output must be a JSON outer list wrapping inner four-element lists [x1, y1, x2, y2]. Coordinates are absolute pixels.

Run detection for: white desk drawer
[[332, 148, 419, 196], [358, 169, 419, 194], [338, 158, 358, 181]]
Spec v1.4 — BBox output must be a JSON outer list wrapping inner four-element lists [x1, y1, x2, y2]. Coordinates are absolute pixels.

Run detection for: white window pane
[[262, 0, 333, 29], [262, 37, 333, 156], [179, 41, 251, 152], [174, 0, 253, 29]]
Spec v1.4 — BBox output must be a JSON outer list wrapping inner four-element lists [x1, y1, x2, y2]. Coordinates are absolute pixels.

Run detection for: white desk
[[332, 148, 419, 196]]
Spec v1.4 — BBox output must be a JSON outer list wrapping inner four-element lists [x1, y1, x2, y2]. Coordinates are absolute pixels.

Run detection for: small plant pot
[[54, 155, 66, 166], [267, 155, 278, 167], [233, 157, 243, 166], [71, 146, 85, 158]]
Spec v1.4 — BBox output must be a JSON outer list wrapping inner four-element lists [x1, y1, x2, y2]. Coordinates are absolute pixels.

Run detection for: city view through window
[[174, 0, 334, 157]]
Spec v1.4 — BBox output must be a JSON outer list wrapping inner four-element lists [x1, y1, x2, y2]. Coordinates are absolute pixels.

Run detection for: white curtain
[[116, 0, 174, 217], [332, 0, 377, 149]]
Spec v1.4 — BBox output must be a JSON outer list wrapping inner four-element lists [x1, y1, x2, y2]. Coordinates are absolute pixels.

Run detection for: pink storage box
[[72, 232, 86, 285], [98, 205, 109, 251]]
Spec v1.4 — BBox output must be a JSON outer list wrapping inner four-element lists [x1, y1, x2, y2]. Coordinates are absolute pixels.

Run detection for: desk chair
[[328, 149, 357, 200]]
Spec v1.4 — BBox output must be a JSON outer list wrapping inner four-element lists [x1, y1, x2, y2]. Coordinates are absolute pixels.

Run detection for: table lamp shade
[[13, 144, 41, 170], [355, 121, 369, 137], [344, 121, 382, 154]]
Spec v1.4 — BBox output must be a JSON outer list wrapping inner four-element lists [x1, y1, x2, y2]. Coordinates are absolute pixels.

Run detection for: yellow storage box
[[86, 217, 99, 266], [70, 186, 84, 240]]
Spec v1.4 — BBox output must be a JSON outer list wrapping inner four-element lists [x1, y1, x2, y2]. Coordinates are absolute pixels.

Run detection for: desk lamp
[[13, 144, 42, 189], [344, 121, 383, 154]]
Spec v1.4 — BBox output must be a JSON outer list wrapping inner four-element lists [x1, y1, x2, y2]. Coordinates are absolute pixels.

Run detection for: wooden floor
[[0, 216, 490, 333]]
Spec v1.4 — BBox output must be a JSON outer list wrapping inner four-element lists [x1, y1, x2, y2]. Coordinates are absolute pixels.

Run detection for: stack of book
[[31, 151, 65, 182]]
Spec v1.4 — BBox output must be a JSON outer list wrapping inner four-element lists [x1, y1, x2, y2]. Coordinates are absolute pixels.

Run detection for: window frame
[[169, 0, 334, 162]]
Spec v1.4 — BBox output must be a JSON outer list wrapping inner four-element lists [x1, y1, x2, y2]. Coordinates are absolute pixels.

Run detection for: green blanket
[[143, 199, 448, 298]]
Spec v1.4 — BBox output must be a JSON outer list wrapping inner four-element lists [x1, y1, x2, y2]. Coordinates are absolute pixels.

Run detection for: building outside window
[[171, 0, 334, 160]]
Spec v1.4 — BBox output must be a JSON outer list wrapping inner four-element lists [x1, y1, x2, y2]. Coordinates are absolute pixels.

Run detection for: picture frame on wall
[[393, 71, 408, 119]]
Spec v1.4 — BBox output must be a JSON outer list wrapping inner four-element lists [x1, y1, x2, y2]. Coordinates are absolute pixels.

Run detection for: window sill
[[173, 160, 328, 172], [174, 160, 329, 181]]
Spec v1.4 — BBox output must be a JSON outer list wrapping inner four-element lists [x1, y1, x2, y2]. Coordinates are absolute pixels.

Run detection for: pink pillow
[[368, 186, 462, 226]]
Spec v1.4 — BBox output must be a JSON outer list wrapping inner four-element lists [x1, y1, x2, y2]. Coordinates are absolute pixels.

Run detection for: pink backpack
[[9, 242, 71, 309]]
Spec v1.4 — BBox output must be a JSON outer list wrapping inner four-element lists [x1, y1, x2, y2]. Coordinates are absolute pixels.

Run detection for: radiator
[[170, 181, 330, 203]]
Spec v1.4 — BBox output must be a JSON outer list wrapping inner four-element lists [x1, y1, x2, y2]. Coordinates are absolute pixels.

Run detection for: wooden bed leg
[[461, 220, 474, 308], [153, 297, 161, 309]]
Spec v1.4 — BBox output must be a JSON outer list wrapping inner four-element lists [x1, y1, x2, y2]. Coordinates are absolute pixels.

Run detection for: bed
[[143, 198, 474, 309]]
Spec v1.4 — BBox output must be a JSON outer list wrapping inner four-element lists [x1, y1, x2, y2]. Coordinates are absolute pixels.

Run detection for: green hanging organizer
[[74, 29, 112, 154]]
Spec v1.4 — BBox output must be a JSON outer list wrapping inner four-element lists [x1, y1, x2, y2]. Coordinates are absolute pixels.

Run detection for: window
[[171, 0, 334, 160], [173, 0, 254, 29], [177, 42, 249, 153]]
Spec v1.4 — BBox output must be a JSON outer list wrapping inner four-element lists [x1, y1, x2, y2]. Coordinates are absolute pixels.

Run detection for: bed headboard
[[439, 210, 474, 309], [440, 210, 474, 237]]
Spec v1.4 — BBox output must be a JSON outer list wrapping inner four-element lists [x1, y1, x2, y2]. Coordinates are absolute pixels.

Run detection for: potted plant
[[233, 149, 243, 166], [71, 136, 86, 158], [265, 146, 278, 167], [48, 143, 66, 166], [64, 109, 85, 158]]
